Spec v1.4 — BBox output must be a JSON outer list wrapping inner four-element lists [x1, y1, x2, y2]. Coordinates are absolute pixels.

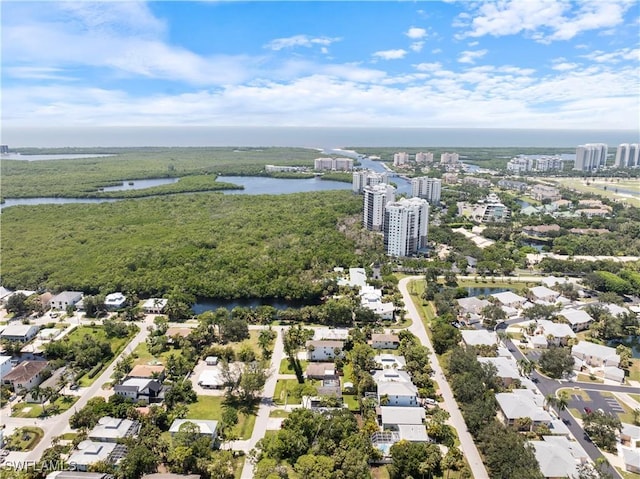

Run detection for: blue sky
[[2, 0, 639, 130]]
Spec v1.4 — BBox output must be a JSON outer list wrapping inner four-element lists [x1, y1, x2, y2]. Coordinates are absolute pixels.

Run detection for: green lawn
[[273, 378, 316, 406], [228, 330, 261, 355], [278, 358, 308, 375], [268, 409, 290, 418], [576, 373, 604, 384], [455, 279, 530, 292], [343, 395, 359, 412], [557, 388, 591, 402], [186, 396, 256, 440], [64, 325, 137, 386], [12, 395, 78, 418], [130, 341, 174, 366], [628, 359, 640, 382], [616, 467, 640, 479], [4, 427, 43, 452]]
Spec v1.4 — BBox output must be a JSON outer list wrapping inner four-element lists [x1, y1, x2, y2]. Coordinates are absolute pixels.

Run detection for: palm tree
[[556, 392, 569, 412], [517, 358, 533, 377]]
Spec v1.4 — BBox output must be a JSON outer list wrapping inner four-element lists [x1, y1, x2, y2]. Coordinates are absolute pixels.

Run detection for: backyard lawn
[[12, 395, 78, 418], [4, 427, 43, 452], [273, 378, 318, 406], [278, 358, 308, 375], [186, 396, 256, 440]]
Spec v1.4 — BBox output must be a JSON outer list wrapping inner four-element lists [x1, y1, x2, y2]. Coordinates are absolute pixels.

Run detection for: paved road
[[233, 326, 286, 479], [399, 277, 490, 479], [0, 315, 154, 464]]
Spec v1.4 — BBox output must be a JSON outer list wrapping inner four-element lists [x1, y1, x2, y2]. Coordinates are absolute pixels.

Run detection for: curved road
[[399, 276, 490, 479]]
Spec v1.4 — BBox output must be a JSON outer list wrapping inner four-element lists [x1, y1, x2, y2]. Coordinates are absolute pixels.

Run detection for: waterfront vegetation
[[1, 147, 319, 198], [1, 191, 364, 300]]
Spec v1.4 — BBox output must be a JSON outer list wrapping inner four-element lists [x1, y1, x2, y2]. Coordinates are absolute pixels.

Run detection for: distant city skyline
[[1, 1, 639, 132]]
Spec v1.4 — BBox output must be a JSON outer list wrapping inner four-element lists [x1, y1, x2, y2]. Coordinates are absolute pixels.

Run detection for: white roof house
[[460, 330, 498, 347], [541, 276, 573, 289], [478, 357, 521, 383], [529, 286, 560, 302], [530, 436, 588, 478], [602, 303, 632, 317], [88, 417, 140, 443], [0, 324, 39, 342], [379, 406, 425, 426], [142, 298, 168, 314], [104, 292, 127, 310], [622, 448, 640, 474], [490, 291, 527, 307], [38, 328, 61, 341], [534, 320, 576, 345], [374, 370, 418, 407], [50, 291, 83, 310], [0, 287, 13, 302], [68, 441, 117, 471], [336, 267, 368, 289], [495, 390, 553, 428], [169, 419, 218, 441], [621, 423, 640, 448], [397, 424, 430, 442], [558, 308, 594, 331], [572, 341, 620, 368], [312, 328, 350, 341]]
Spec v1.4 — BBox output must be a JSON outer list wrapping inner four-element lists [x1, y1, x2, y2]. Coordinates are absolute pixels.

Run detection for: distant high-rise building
[[614, 143, 640, 168], [393, 152, 410, 167], [314, 157, 353, 171], [415, 152, 434, 164], [574, 144, 608, 171], [0, 145, 9, 154], [363, 184, 396, 232], [440, 152, 459, 165], [352, 170, 389, 194], [411, 177, 442, 204], [384, 198, 429, 257]]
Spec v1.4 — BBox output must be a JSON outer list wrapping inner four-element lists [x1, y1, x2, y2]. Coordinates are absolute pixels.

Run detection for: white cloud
[[456, 0, 634, 43], [372, 49, 408, 60], [264, 34, 341, 51], [581, 47, 640, 64], [458, 49, 488, 64], [410, 41, 424, 52], [414, 62, 443, 72], [4, 66, 77, 81], [405, 27, 427, 39], [552, 62, 578, 71]]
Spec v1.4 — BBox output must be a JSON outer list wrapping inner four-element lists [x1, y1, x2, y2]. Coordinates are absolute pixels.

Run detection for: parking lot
[[565, 389, 626, 418]]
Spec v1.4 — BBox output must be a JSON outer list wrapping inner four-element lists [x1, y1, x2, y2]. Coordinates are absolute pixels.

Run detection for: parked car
[[584, 407, 592, 414]]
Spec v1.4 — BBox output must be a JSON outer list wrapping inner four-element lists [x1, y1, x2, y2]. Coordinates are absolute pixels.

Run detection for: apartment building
[[384, 197, 429, 257], [352, 170, 389, 194], [363, 184, 395, 232], [411, 176, 442, 204], [574, 143, 608, 171]]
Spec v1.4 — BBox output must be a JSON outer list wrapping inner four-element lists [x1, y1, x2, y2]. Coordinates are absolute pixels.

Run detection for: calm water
[[100, 178, 179, 192], [217, 176, 351, 195], [0, 175, 353, 210], [357, 157, 412, 196], [3, 126, 637, 148]]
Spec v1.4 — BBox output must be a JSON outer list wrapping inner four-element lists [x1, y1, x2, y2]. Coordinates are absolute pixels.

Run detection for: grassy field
[[278, 358, 308, 375], [64, 325, 137, 386], [628, 359, 640, 382], [268, 409, 290, 418], [12, 395, 78, 418], [549, 178, 640, 207], [272, 378, 319, 405], [616, 467, 640, 479], [186, 396, 256, 440], [4, 427, 44, 452], [557, 388, 592, 402]]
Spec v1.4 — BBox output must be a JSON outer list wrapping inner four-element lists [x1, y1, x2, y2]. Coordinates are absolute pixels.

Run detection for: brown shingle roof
[[3, 361, 48, 383]]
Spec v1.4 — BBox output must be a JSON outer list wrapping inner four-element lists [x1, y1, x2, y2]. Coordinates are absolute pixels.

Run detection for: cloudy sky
[[2, 0, 639, 130]]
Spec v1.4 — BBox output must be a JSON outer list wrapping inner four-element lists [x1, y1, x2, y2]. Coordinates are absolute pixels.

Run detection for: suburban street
[[399, 276, 490, 479]]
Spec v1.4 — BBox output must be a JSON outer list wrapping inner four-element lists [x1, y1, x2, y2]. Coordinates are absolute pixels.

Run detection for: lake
[[0, 175, 354, 210]]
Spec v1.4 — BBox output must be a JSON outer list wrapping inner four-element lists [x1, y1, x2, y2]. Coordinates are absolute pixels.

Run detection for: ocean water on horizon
[[2, 126, 638, 149]]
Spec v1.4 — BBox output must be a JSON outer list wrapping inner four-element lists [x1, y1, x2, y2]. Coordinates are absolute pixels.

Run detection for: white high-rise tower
[[411, 177, 442, 204], [363, 184, 395, 232], [614, 143, 640, 168], [384, 197, 429, 257], [574, 143, 608, 171]]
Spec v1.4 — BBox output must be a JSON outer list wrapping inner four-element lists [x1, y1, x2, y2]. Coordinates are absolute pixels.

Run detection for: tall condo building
[[440, 152, 459, 165], [314, 157, 354, 171], [363, 184, 396, 232], [393, 152, 410, 167], [384, 198, 429, 257], [415, 152, 434, 164], [614, 143, 640, 168], [574, 144, 608, 171], [352, 170, 389, 194], [411, 177, 442, 204]]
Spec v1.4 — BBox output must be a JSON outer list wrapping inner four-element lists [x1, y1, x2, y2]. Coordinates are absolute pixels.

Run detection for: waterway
[[467, 286, 511, 297], [100, 178, 179, 192]]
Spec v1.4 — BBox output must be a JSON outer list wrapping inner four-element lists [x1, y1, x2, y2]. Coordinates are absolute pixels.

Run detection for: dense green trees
[[538, 347, 575, 379], [2, 191, 364, 300], [583, 410, 622, 452], [388, 441, 442, 479]]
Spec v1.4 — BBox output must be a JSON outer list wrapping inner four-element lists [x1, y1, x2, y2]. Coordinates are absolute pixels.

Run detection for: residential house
[[142, 298, 168, 314], [198, 362, 242, 389], [0, 324, 39, 342], [558, 309, 594, 332], [529, 436, 589, 478], [460, 330, 498, 348], [622, 448, 640, 474], [169, 419, 218, 447], [522, 225, 561, 238], [371, 333, 400, 350], [2, 360, 48, 392], [127, 364, 166, 381], [495, 389, 553, 431], [529, 286, 561, 303], [67, 441, 119, 472], [575, 208, 610, 218], [457, 296, 490, 324], [532, 320, 576, 348], [114, 378, 162, 403], [27, 366, 67, 402], [88, 416, 140, 443], [531, 185, 561, 201], [478, 357, 521, 387], [312, 328, 350, 341], [541, 276, 574, 289], [491, 291, 527, 308], [104, 292, 127, 310], [305, 363, 336, 380], [306, 340, 344, 361], [0, 287, 13, 303], [379, 406, 425, 429], [621, 423, 640, 448], [50, 291, 83, 310], [373, 370, 418, 407], [602, 303, 633, 318], [572, 341, 620, 368], [374, 354, 406, 370], [37, 292, 53, 311]]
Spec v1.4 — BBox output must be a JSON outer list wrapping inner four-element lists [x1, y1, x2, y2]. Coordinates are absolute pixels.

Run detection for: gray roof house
[[572, 341, 620, 368], [529, 436, 588, 478], [114, 378, 162, 404], [67, 441, 118, 472], [379, 406, 425, 428], [558, 309, 594, 332], [169, 419, 218, 447], [50, 291, 83, 310], [88, 416, 140, 443], [495, 390, 553, 430]]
